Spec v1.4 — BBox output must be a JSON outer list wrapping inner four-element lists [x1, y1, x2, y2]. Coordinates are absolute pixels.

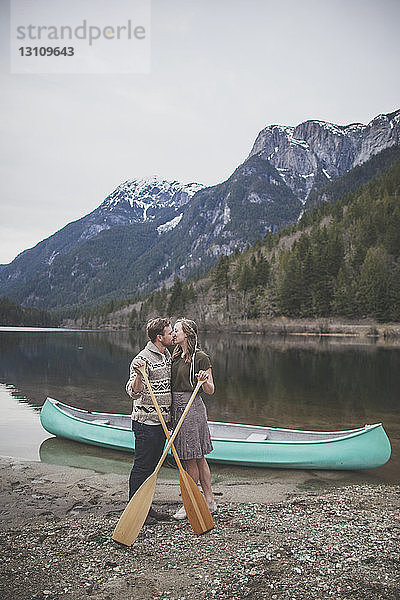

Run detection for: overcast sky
[[1, 0, 399, 264]]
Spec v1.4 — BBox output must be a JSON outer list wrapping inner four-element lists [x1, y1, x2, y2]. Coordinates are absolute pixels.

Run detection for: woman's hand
[[196, 370, 209, 382], [196, 368, 215, 394]]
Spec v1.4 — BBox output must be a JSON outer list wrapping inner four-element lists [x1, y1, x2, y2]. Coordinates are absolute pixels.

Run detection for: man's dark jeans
[[129, 420, 166, 500]]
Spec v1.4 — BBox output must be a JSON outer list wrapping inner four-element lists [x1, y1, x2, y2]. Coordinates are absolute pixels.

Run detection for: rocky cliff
[[248, 109, 400, 203]]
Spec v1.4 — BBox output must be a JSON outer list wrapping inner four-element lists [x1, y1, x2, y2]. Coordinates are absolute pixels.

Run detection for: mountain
[[150, 154, 302, 274], [1, 109, 399, 311], [0, 176, 202, 279], [129, 155, 400, 329], [304, 145, 400, 212], [0, 177, 203, 307], [87, 155, 400, 329], [249, 109, 400, 203]]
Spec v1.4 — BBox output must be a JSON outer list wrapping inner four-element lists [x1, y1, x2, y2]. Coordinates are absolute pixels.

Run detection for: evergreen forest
[[0, 297, 59, 327], [132, 158, 400, 325]]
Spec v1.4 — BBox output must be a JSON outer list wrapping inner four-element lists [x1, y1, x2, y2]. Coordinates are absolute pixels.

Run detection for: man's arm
[[126, 357, 146, 398]]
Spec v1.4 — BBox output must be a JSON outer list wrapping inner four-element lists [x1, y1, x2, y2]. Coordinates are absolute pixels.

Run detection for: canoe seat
[[247, 433, 269, 441], [92, 419, 110, 425]]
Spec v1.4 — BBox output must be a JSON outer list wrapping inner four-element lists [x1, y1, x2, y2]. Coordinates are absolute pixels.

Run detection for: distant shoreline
[[83, 318, 400, 339], [187, 316, 400, 338], [3, 318, 400, 340], [0, 326, 103, 333]]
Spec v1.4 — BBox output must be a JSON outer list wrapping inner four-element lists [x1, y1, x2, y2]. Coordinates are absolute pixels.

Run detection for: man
[[126, 317, 173, 524]]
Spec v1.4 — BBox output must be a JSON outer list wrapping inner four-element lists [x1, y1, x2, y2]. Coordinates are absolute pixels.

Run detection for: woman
[[171, 317, 216, 519]]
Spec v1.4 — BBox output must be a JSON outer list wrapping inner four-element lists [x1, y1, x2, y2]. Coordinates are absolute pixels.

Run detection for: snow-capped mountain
[[249, 109, 400, 203], [75, 176, 204, 244], [1, 109, 399, 310], [102, 177, 203, 219], [0, 177, 204, 303]]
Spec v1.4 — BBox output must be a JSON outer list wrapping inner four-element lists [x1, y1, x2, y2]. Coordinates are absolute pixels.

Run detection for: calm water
[[0, 327, 399, 486]]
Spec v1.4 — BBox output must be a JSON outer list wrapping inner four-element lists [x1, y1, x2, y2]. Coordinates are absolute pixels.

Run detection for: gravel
[[0, 458, 399, 600]]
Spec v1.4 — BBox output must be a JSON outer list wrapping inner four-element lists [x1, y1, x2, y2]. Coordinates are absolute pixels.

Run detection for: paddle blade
[[179, 471, 214, 535], [112, 472, 157, 546]]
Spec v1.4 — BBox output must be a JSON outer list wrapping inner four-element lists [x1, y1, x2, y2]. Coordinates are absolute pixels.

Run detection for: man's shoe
[[173, 505, 187, 520], [148, 507, 170, 521], [208, 502, 217, 514]]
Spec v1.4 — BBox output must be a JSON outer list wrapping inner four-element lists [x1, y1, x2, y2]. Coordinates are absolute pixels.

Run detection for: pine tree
[[300, 246, 314, 317], [357, 247, 390, 320], [332, 268, 355, 317], [277, 253, 303, 316], [167, 278, 186, 315], [254, 256, 270, 287], [389, 264, 400, 321], [310, 227, 332, 316], [213, 254, 231, 313], [326, 227, 344, 278], [238, 263, 254, 293], [384, 204, 400, 257]]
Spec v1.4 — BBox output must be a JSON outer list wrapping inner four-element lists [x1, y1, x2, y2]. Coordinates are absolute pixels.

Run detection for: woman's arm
[[197, 367, 214, 395]]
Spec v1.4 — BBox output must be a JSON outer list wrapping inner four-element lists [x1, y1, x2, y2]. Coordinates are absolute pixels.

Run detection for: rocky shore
[[0, 457, 399, 600]]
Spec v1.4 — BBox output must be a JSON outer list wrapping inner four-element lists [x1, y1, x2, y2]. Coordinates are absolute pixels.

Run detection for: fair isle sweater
[[125, 341, 172, 424]]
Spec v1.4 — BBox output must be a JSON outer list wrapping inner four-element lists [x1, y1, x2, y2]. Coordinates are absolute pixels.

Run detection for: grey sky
[[1, 0, 399, 264]]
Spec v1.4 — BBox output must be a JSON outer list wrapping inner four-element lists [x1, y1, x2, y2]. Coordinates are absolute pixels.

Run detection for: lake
[[0, 327, 399, 488]]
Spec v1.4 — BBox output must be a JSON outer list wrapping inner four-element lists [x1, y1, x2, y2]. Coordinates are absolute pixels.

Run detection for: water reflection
[[38, 436, 393, 489], [1, 329, 399, 483], [0, 329, 143, 412], [205, 334, 400, 429], [39, 437, 177, 481]]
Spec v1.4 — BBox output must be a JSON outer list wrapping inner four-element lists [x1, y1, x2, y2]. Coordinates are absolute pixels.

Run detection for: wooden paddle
[[112, 377, 206, 546], [137, 364, 214, 536]]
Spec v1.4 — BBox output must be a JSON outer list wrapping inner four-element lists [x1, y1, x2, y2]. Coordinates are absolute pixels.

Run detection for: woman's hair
[[172, 318, 200, 386]]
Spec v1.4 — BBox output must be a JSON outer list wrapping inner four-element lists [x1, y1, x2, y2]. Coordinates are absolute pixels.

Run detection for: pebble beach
[[0, 456, 399, 600]]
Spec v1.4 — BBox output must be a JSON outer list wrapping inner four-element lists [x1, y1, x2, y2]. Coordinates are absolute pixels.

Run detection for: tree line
[[132, 158, 400, 324], [0, 297, 59, 327]]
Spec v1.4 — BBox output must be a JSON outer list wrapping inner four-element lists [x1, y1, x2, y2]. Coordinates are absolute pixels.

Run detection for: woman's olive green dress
[[171, 350, 213, 460]]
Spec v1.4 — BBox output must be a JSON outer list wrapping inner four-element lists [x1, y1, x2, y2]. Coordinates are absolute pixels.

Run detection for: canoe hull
[[207, 425, 391, 469], [40, 398, 391, 470], [40, 399, 133, 453]]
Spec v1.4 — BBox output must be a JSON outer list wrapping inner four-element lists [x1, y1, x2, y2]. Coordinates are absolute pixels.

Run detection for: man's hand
[[132, 358, 146, 375]]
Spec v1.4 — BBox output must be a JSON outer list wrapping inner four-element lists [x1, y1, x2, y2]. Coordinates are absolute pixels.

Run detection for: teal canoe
[[40, 397, 391, 470]]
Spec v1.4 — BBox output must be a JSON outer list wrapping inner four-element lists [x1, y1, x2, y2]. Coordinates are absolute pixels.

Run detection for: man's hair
[[146, 317, 171, 343]]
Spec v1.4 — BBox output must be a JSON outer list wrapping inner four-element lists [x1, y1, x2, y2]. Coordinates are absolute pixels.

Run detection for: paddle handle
[[153, 379, 203, 475], [138, 365, 184, 469], [139, 364, 211, 534]]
